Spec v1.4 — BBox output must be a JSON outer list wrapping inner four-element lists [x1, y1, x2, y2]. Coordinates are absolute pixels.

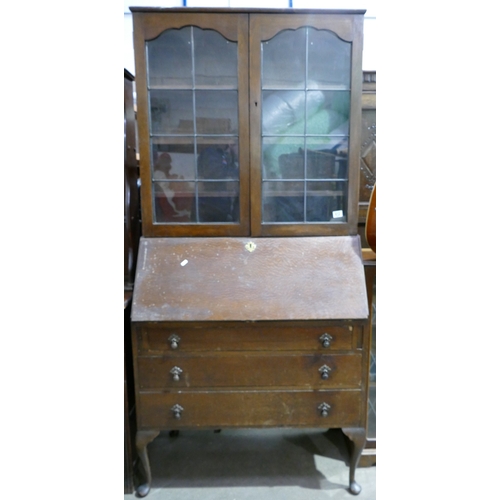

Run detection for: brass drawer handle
[[170, 366, 183, 382], [168, 334, 180, 350], [319, 333, 332, 348], [318, 402, 331, 417], [319, 365, 332, 380], [171, 404, 184, 419]]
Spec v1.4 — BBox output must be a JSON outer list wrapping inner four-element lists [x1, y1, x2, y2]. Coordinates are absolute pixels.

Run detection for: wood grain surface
[[132, 236, 368, 322]]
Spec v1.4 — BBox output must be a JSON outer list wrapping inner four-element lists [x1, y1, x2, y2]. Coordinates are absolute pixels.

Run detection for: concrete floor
[[125, 428, 375, 499]]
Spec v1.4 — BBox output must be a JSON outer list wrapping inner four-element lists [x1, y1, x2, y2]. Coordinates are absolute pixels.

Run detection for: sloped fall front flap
[[132, 236, 368, 322]]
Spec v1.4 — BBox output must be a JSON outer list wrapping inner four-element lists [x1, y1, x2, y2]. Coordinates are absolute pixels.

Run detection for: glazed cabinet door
[[133, 12, 250, 237], [249, 13, 364, 236], [133, 10, 364, 238]]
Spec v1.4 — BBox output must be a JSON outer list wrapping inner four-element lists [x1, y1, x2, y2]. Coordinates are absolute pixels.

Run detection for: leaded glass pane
[[261, 27, 351, 226], [146, 26, 240, 224]]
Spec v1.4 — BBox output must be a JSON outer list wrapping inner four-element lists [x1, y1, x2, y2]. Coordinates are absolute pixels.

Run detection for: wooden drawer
[[136, 322, 357, 353], [139, 390, 362, 428], [137, 352, 362, 390]]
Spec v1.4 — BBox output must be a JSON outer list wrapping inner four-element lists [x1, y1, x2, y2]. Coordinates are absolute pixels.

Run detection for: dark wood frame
[[358, 70, 376, 467], [124, 296, 136, 494], [360, 253, 376, 467], [131, 8, 365, 238], [357, 70, 376, 225], [129, 10, 370, 495], [133, 12, 250, 237], [249, 12, 364, 237], [124, 69, 138, 494], [131, 235, 370, 496], [125, 68, 143, 494], [124, 69, 141, 288]]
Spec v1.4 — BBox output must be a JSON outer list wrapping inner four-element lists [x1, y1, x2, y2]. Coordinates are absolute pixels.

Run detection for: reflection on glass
[[197, 181, 239, 223], [154, 180, 194, 223], [262, 181, 304, 222], [147, 26, 240, 225], [277, 146, 305, 180], [151, 140, 196, 180], [262, 91, 306, 135], [197, 142, 239, 180], [194, 28, 238, 88], [147, 28, 192, 88], [305, 137, 349, 179], [262, 137, 305, 180], [307, 29, 351, 89], [150, 90, 193, 135], [262, 29, 306, 89], [195, 91, 238, 134], [261, 27, 352, 225], [305, 91, 350, 134], [306, 181, 346, 222], [150, 90, 239, 136]]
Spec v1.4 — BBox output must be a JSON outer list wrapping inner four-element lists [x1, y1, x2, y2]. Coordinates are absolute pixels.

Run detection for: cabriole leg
[[136, 430, 160, 497], [342, 427, 367, 495]]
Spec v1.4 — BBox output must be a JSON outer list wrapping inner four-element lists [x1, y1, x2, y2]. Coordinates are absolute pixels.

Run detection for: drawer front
[[137, 323, 355, 353], [137, 353, 362, 390], [139, 390, 361, 429]]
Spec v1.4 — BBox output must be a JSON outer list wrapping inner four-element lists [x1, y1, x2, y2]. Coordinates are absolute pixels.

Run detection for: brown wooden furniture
[[125, 68, 141, 291], [357, 71, 376, 247], [365, 184, 376, 253], [124, 68, 141, 494], [357, 71, 376, 467], [124, 295, 136, 494], [132, 7, 364, 238], [130, 8, 369, 497], [132, 236, 369, 496], [360, 248, 376, 468]]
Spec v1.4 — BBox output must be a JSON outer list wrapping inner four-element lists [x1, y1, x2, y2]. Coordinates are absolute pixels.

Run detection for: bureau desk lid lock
[[245, 241, 257, 252]]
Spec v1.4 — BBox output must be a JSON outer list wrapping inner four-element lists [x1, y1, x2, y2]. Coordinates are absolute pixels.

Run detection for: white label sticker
[[332, 210, 343, 219]]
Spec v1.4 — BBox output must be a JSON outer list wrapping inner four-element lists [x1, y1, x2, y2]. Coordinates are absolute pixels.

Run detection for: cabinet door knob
[[318, 402, 331, 417], [171, 404, 184, 419], [319, 333, 332, 348], [170, 366, 183, 382], [319, 365, 332, 379], [168, 334, 180, 350]]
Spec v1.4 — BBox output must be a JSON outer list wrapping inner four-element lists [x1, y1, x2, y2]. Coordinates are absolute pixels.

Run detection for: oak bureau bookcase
[[130, 7, 369, 496]]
